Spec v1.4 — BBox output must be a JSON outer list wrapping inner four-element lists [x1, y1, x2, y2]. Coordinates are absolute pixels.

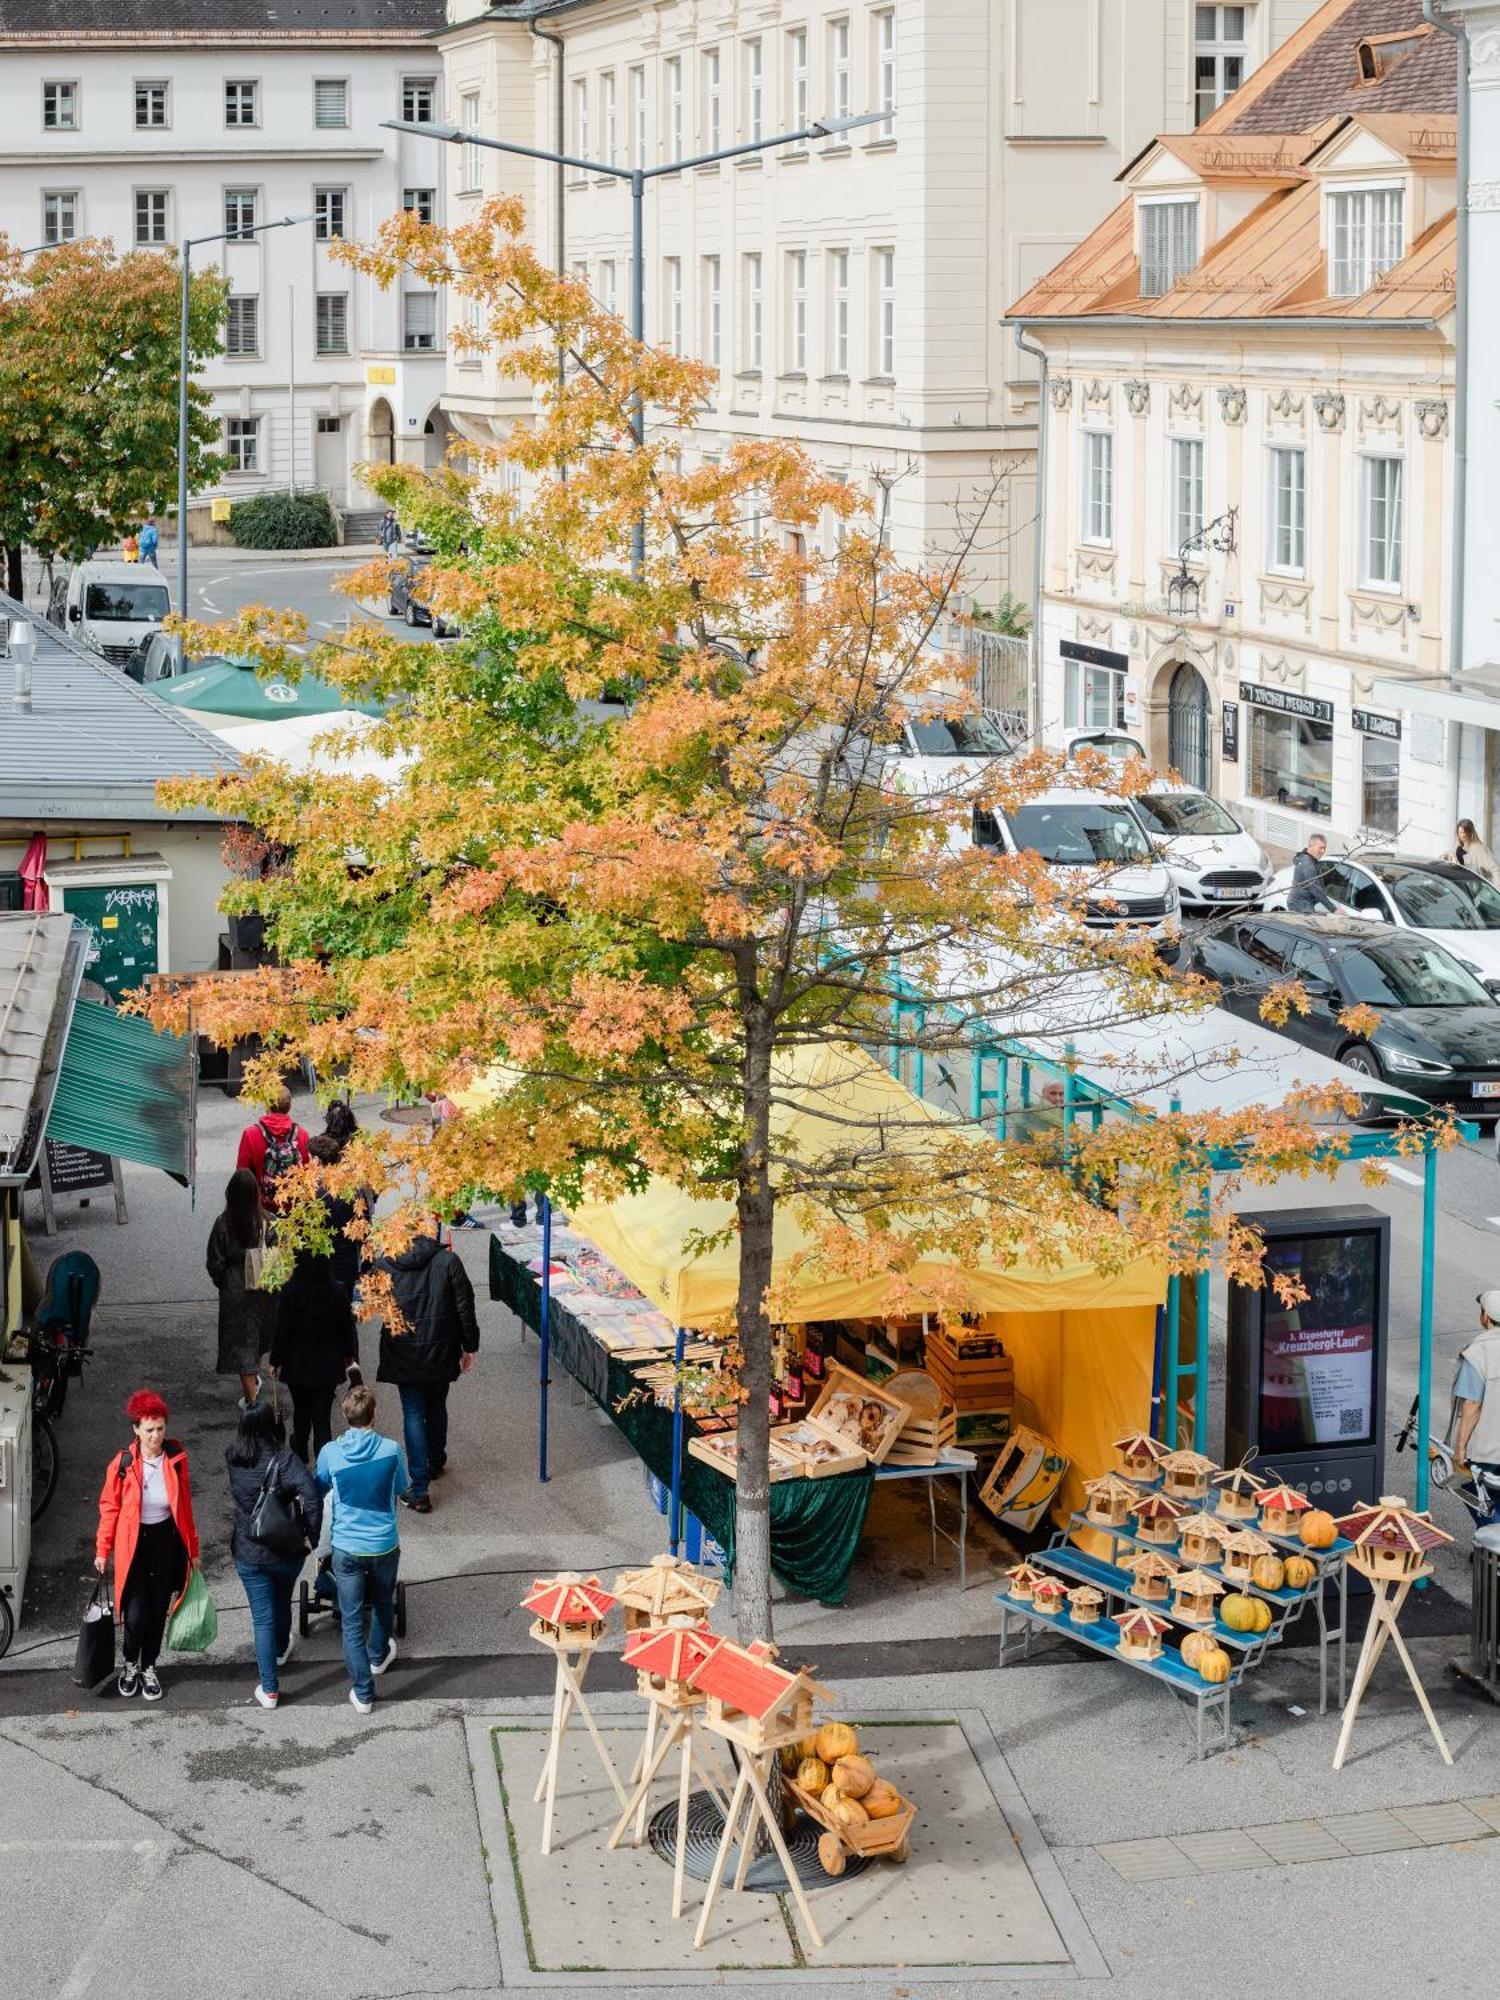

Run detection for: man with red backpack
[[236, 1084, 310, 1211]]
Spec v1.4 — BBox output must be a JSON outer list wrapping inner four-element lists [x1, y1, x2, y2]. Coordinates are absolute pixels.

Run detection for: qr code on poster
[[1339, 1408, 1364, 1437]]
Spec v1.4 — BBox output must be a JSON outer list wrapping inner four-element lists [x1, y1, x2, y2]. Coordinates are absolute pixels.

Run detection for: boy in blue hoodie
[[316, 1383, 408, 1713]]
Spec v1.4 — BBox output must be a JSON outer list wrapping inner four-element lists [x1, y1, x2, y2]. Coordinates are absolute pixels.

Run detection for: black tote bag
[[73, 1582, 115, 1689]]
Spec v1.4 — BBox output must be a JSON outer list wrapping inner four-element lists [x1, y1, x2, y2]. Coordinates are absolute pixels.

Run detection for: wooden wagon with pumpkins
[[785, 1770, 917, 1877]]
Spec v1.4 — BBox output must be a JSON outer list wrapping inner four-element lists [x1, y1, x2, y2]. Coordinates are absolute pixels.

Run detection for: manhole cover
[[646, 1790, 868, 1892]]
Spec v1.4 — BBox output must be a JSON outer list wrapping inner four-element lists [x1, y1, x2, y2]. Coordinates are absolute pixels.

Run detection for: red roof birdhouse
[[622, 1622, 724, 1703], [686, 1638, 830, 1751], [1336, 1495, 1452, 1581], [1112, 1608, 1170, 1660], [1113, 1431, 1168, 1480], [522, 1572, 618, 1646], [1256, 1484, 1312, 1538], [1132, 1492, 1187, 1543]]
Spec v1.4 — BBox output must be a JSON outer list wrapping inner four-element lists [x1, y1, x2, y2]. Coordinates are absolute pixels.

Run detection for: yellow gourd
[[1196, 1644, 1232, 1684], [829, 1792, 869, 1828], [797, 1757, 830, 1794], [796, 1734, 822, 1762], [1282, 1554, 1316, 1590], [1180, 1631, 1216, 1671], [1251, 1554, 1286, 1591], [815, 1722, 859, 1763], [1249, 1597, 1273, 1634], [1221, 1593, 1257, 1633], [833, 1754, 876, 1799]]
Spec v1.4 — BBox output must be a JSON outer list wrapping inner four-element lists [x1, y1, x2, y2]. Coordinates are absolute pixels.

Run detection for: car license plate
[[1211, 886, 1246, 899], [1475, 1081, 1500, 1099]]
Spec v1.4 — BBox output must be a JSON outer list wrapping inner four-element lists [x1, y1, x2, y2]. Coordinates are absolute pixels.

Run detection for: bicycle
[[22, 1328, 90, 1523]]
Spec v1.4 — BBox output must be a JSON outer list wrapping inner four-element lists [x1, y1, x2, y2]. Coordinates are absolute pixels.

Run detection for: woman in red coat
[[95, 1390, 201, 1701]]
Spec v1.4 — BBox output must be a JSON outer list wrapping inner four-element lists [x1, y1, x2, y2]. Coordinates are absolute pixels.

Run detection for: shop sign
[[1238, 681, 1334, 725], [365, 364, 397, 385], [1222, 700, 1239, 763], [1352, 709, 1401, 741], [42, 1141, 115, 1196], [1060, 638, 1128, 674]]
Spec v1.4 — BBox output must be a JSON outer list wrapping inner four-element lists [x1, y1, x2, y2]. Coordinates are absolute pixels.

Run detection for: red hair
[[125, 1390, 169, 1423]]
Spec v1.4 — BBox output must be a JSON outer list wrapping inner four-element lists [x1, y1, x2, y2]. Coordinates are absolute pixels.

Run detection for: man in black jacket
[[375, 1227, 480, 1513], [1287, 832, 1337, 914]]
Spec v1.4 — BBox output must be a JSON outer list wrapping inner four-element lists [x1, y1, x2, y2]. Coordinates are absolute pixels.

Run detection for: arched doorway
[[368, 398, 396, 465], [1167, 662, 1212, 790], [422, 404, 457, 471]]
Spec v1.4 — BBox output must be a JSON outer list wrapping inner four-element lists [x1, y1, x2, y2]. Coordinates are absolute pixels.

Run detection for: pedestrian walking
[[315, 1383, 407, 1713], [226, 1396, 322, 1709], [138, 517, 160, 567], [207, 1167, 276, 1404], [94, 1390, 201, 1702], [376, 1224, 480, 1513], [236, 1082, 310, 1211], [378, 510, 401, 554], [1447, 819, 1500, 890], [1286, 832, 1337, 914], [310, 1113, 376, 1297], [268, 1250, 360, 1462]]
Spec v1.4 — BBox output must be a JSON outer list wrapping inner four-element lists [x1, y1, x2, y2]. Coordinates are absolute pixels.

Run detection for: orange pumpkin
[[1251, 1554, 1286, 1591], [1300, 1510, 1337, 1549], [863, 1779, 903, 1821], [1196, 1644, 1232, 1684], [797, 1757, 830, 1794], [833, 1754, 876, 1799], [816, 1722, 859, 1763], [1282, 1554, 1316, 1590]]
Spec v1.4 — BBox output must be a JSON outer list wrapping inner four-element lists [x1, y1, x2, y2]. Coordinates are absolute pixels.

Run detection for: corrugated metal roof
[[0, 0, 441, 33], [0, 591, 240, 823], [0, 911, 87, 1185]]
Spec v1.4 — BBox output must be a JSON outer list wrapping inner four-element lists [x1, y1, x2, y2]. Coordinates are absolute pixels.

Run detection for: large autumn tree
[[0, 236, 225, 598], [139, 200, 1385, 1640]]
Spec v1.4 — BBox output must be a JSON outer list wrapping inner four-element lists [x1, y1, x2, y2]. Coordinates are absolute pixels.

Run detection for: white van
[[974, 787, 1181, 940], [60, 561, 172, 667]]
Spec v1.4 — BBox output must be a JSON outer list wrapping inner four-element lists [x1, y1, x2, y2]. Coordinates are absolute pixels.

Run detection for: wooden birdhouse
[[614, 1553, 724, 1632], [1218, 1529, 1274, 1584], [1123, 1550, 1181, 1602], [1169, 1569, 1226, 1626], [1178, 1511, 1228, 1566], [1083, 1472, 1140, 1528], [1112, 1607, 1170, 1662], [1003, 1560, 1051, 1603], [1336, 1495, 1453, 1583], [1112, 1430, 1168, 1481], [1031, 1576, 1067, 1618], [1256, 1483, 1312, 1540], [1213, 1463, 1267, 1522], [1158, 1448, 1218, 1503], [621, 1622, 724, 1709], [521, 1572, 618, 1648], [685, 1639, 831, 1753], [1132, 1491, 1187, 1545], [1066, 1583, 1106, 1625]]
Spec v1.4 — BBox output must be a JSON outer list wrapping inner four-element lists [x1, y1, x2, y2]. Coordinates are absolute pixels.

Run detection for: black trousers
[[289, 1383, 335, 1464], [122, 1518, 186, 1669]]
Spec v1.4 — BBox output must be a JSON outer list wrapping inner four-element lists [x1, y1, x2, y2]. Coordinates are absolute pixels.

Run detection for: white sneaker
[[254, 1685, 278, 1710], [349, 1688, 373, 1715], [140, 1666, 163, 1702], [370, 1638, 397, 1677], [277, 1631, 295, 1667]]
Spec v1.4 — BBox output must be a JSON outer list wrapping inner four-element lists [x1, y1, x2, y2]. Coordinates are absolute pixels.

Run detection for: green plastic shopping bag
[[164, 1568, 218, 1654]]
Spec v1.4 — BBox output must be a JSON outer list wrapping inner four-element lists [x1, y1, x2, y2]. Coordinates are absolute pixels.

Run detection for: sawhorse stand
[[531, 1629, 628, 1855], [692, 1747, 825, 1952], [609, 1699, 734, 1918], [1333, 1565, 1452, 1771]]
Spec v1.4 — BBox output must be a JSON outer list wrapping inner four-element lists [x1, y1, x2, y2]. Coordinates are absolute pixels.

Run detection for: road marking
[[1486, 1216, 1500, 1230], [1382, 1163, 1423, 1187]]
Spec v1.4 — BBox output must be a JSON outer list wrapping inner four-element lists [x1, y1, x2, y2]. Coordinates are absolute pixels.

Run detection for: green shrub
[[229, 491, 338, 550]]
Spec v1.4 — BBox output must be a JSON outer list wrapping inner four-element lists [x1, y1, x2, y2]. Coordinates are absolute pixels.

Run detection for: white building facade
[[434, 0, 1320, 616], [0, 1, 452, 519]]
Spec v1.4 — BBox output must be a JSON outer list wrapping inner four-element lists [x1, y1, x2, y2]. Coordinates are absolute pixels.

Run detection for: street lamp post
[[384, 110, 888, 571], [177, 213, 313, 638]]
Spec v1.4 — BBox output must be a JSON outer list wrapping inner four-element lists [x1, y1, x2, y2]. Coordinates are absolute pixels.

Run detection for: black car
[[387, 536, 459, 637], [1189, 911, 1500, 1118]]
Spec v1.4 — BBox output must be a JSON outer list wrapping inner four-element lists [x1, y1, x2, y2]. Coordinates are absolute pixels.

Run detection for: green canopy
[[155, 659, 383, 720], [47, 998, 195, 1187]]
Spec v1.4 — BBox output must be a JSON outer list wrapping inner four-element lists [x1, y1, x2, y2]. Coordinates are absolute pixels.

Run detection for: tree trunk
[[733, 1019, 777, 1645], [4, 544, 22, 603]]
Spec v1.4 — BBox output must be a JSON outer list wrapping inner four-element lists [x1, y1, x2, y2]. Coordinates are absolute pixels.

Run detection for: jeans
[[121, 1518, 186, 1669], [235, 1556, 303, 1696], [398, 1381, 449, 1499], [289, 1383, 335, 1464], [331, 1546, 399, 1702]]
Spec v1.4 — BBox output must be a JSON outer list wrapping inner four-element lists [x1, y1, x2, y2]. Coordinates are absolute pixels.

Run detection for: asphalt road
[[186, 552, 414, 647]]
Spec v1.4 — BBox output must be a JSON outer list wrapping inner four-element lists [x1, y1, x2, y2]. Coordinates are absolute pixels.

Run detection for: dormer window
[[1329, 187, 1404, 296], [1140, 200, 1198, 297]]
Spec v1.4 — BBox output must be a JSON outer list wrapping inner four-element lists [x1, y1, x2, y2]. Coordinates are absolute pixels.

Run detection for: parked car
[[58, 559, 171, 666], [1064, 729, 1147, 764], [974, 787, 1180, 940], [1188, 910, 1500, 1119], [125, 633, 241, 686], [1128, 784, 1272, 915], [1265, 852, 1500, 995], [387, 536, 459, 637]]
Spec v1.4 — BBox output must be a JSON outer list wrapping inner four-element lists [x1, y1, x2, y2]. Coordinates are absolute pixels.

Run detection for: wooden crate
[[688, 1434, 803, 1480], [771, 1421, 867, 1479], [786, 1776, 917, 1874], [806, 1361, 912, 1466], [883, 1409, 957, 1465]]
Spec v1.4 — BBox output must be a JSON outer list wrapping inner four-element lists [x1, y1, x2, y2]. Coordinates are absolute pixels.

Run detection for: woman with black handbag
[[226, 1397, 322, 1709], [268, 1250, 360, 1463]]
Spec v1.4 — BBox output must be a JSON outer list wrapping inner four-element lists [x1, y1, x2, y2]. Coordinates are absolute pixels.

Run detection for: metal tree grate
[[646, 1790, 868, 1892]]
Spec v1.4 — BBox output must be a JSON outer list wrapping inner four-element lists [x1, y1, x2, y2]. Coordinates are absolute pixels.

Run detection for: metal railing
[[963, 626, 1030, 742]]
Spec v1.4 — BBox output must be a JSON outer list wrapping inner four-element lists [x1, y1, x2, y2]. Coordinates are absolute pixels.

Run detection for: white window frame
[[629, 65, 646, 167], [829, 18, 851, 122], [743, 251, 763, 370], [315, 291, 350, 356], [1139, 197, 1198, 298], [1169, 436, 1205, 553], [664, 256, 683, 354], [1064, 659, 1127, 732], [702, 48, 722, 152], [1329, 185, 1405, 297], [875, 246, 894, 376], [827, 248, 850, 374], [313, 78, 349, 130], [42, 190, 79, 244], [42, 80, 78, 131], [572, 78, 589, 161], [704, 254, 722, 368], [1082, 428, 1114, 546], [1360, 725, 1400, 837], [666, 56, 684, 164], [224, 187, 258, 239], [134, 188, 170, 246], [313, 186, 348, 242], [787, 250, 808, 371], [134, 79, 169, 130], [600, 257, 618, 317], [874, 9, 896, 138], [224, 79, 259, 128], [744, 37, 763, 144], [1268, 445, 1306, 575], [403, 290, 438, 351], [461, 91, 482, 191], [1360, 453, 1404, 590], [224, 415, 261, 474], [403, 186, 435, 224], [601, 70, 617, 165], [225, 294, 260, 358], [787, 29, 808, 132], [401, 76, 437, 124], [1194, 5, 1248, 127]]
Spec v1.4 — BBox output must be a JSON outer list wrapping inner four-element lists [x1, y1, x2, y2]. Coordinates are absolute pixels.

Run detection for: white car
[[975, 786, 1180, 940], [884, 708, 1016, 852], [1128, 784, 1273, 915], [1264, 852, 1500, 993]]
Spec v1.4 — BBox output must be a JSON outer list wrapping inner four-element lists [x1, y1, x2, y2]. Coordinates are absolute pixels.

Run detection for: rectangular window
[[1194, 5, 1248, 126], [1140, 200, 1198, 297], [664, 256, 683, 353], [828, 249, 849, 373], [704, 254, 721, 368], [224, 187, 258, 240], [1361, 455, 1404, 587], [402, 76, 436, 123], [225, 294, 260, 357], [134, 80, 168, 129], [314, 188, 347, 241], [787, 29, 808, 130], [1330, 188, 1404, 297], [1064, 660, 1126, 732], [1170, 437, 1205, 552], [703, 49, 722, 152], [630, 65, 646, 166], [745, 38, 763, 144], [787, 250, 807, 371], [225, 416, 260, 474], [42, 81, 78, 130], [875, 8, 896, 136], [461, 91, 482, 191], [743, 251, 763, 369], [315, 292, 349, 355], [572, 78, 589, 159], [42, 191, 79, 244], [600, 258, 617, 316], [403, 291, 437, 351], [666, 56, 683, 163], [1083, 429, 1114, 544], [314, 78, 349, 129], [403, 186, 435, 224], [830, 19, 851, 121], [1360, 724, 1400, 836], [875, 246, 894, 375], [134, 189, 169, 245], [1269, 446, 1306, 573], [602, 70, 617, 164], [224, 79, 258, 127], [1248, 705, 1334, 815]]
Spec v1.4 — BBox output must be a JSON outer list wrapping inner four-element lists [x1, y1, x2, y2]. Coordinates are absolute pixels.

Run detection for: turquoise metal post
[[970, 1045, 984, 1125], [914, 1006, 926, 1101], [1162, 1093, 1183, 1447], [998, 1053, 1010, 1137], [1193, 1185, 1211, 1455], [1416, 1135, 1436, 1513]]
